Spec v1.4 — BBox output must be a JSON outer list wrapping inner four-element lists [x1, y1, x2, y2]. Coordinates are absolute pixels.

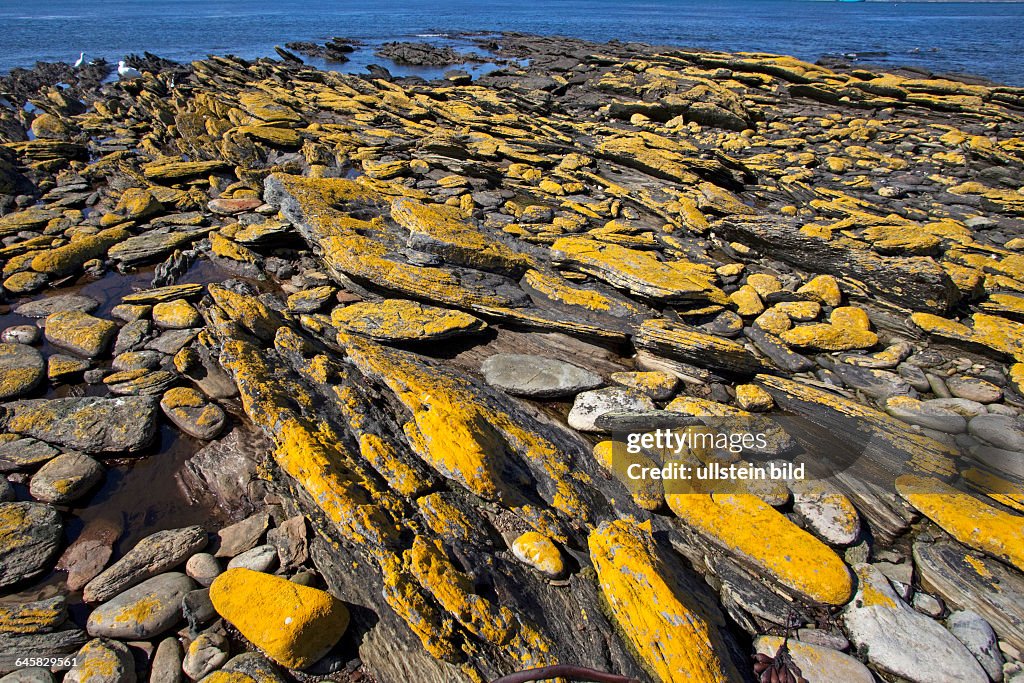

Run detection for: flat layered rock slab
[[915, 540, 1024, 651], [481, 353, 603, 399], [0, 502, 63, 588], [331, 299, 487, 343], [14, 295, 99, 318], [3, 397, 159, 454]]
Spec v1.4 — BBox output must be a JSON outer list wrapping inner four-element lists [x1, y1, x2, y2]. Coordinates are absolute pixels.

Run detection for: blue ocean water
[[1, 0, 1023, 84]]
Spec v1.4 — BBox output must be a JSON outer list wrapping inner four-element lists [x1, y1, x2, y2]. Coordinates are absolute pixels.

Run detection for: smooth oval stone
[[481, 353, 604, 399], [0, 325, 40, 345], [28, 452, 104, 504], [0, 343, 44, 400], [86, 572, 195, 639]]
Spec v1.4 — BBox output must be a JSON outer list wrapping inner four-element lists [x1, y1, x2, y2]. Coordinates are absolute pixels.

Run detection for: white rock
[[947, 610, 1004, 681], [842, 564, 988, 683], [566, 387, 654, 432]]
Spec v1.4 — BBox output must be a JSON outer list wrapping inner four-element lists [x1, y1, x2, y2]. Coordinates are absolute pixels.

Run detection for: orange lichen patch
[[211, 232, 260, 264], [0, 598, 65, 633], [796, 274, 842, 306], [408, 536, 554, 667], [962, 467, 1024, 513], [666, 493, 853, 604], [896, 475, 1024, 572], [588, 519, 742, 682], [391, 198, 531, 275], [378, 554, 460, 661], [608, 371, 680, 400], [338, 332, 590, 520], [780, 323, 877, 352], [592, 441, 664, 511], [849, 564, 897, 609], [215, 331, 397, 548], [511, 532, 565, 577], [415, 493, 476, 545], [730, 285, 764, 317], [30, 226, 128, 277], [911, 311, 1024, 361], [210, 568, 349, 669], [551, 237, 728, 304], [359, 433, 430, 497], [331, 299, 486, 342], [266, 174, 519, 310], [522, 268, 646, 318], [207, 284, 285, 342]]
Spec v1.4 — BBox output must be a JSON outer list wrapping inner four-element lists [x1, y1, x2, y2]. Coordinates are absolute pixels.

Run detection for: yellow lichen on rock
[[896, 475, 1024, 572], [210, 568, 349, 669], [666, 493, 853, 605], [511, 532, 565, 577], [588, 519, 742, 682]]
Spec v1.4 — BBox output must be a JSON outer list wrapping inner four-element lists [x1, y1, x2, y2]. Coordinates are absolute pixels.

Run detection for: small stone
[[511, 531, 564, 578], [209, 568, 350, 669], [286, 286, 336, 313], [182, 632, 228, 679], [267, 515, 308, 569], [83, 525, 208, 604], [151, 637, 183, 683], [0, 595, 66, 634], [734, 384, 773, 411], [947, 610, 1004, 681], [28, 452, 104, 504], [113, 319, 151, 355], [0, 502, 62, 588], [185, 553, 221, 587], [226, 545, 277, 572], [86, 572, 194, 639], [0, 326, 40, 345], [111, 350, 161, 372], [797, 628, 849, 651], [208, 198, 262, 215], [968, 414, 1024, 451], [115, 187, 161, 220], [482, 354, 604, 399], [0, 343, 44, 400], [215, 511, 269, 558], [3, 271, 49, 294], [754, 636, 872, 683], [780, 323, 877, 352], [57, 517, 120, 591], [0, 438, 59, 471], [797, 274, 842, 307], [791, 480, 861, 546], [44, 310, 117, 357], [183, 588, 216, 629], [110, 304, 150, 322], [608, 371, 680, 400], [160, 387, 227, 440], [885, 395, 968, 434], [912, 592, 944, 618], [64, 638, 136, 683], [567, 387, 656, 432], [14, 295, 98, 318], [104, 369, 177, 397], [152, 300, 202, 329], [947, 376, 1002, 404], [47, 354, 90, 383]]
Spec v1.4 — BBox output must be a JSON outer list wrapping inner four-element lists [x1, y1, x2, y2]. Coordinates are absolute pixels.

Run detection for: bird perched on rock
[[73, 52, 85, 68], [117, 60, 142, 79]]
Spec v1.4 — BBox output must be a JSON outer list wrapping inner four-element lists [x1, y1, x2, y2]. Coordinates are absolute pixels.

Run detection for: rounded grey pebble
[[1, 325, 40, 344]]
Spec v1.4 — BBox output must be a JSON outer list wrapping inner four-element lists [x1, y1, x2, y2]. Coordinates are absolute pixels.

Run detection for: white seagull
[[117, 60, 142, 79], [73, 52, 85, 68]]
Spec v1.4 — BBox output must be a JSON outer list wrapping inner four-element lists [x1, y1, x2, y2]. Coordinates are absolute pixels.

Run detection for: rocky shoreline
[[0, 31, 1023, 683]]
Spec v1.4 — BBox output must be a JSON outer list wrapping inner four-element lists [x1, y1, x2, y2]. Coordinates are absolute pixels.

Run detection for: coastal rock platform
[[0, 31, 1023, 683]]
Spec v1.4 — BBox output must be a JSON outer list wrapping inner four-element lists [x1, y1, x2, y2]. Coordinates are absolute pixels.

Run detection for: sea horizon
[[3, 0, 1024, 85]]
